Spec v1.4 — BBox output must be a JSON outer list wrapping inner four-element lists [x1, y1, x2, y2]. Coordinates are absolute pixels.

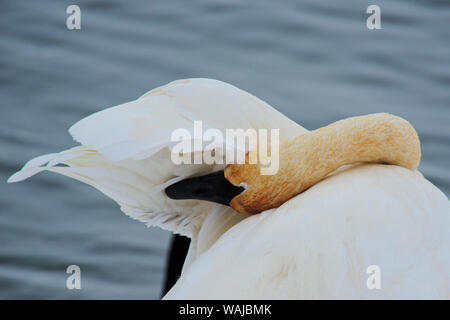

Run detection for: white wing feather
[[8, 78, 307, 237]]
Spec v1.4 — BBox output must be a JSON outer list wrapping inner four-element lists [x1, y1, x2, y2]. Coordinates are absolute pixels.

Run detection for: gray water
[[0, 0, 449, 299]]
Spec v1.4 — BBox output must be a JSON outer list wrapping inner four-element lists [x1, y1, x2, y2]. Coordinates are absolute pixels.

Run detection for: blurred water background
[[0, 0, 449, 299]]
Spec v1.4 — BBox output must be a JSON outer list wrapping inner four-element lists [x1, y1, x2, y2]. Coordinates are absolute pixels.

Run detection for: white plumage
[[166, 165, 450, 299], [9, 79, 304, 237], [8, 78, 450, 299]]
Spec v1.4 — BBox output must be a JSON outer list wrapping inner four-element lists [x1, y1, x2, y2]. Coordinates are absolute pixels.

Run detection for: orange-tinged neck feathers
[[225, 113, 421, 214]]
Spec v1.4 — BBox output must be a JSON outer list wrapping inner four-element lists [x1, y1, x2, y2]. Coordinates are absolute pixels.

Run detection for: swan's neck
[[226, 113, 421, 214]]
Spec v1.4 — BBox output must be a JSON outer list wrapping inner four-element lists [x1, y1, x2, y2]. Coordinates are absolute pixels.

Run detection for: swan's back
[[165, 164, 450, 299]]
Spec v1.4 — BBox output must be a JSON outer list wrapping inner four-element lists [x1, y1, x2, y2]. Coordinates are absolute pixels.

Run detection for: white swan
[[8, 79, 450, 299]]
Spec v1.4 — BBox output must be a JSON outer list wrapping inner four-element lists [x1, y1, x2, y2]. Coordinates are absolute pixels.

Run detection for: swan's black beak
[[164, 171, 244, 206]]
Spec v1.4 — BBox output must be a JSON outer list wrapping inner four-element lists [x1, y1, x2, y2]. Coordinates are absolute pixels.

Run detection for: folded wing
[[8, 78, 307, 237]]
